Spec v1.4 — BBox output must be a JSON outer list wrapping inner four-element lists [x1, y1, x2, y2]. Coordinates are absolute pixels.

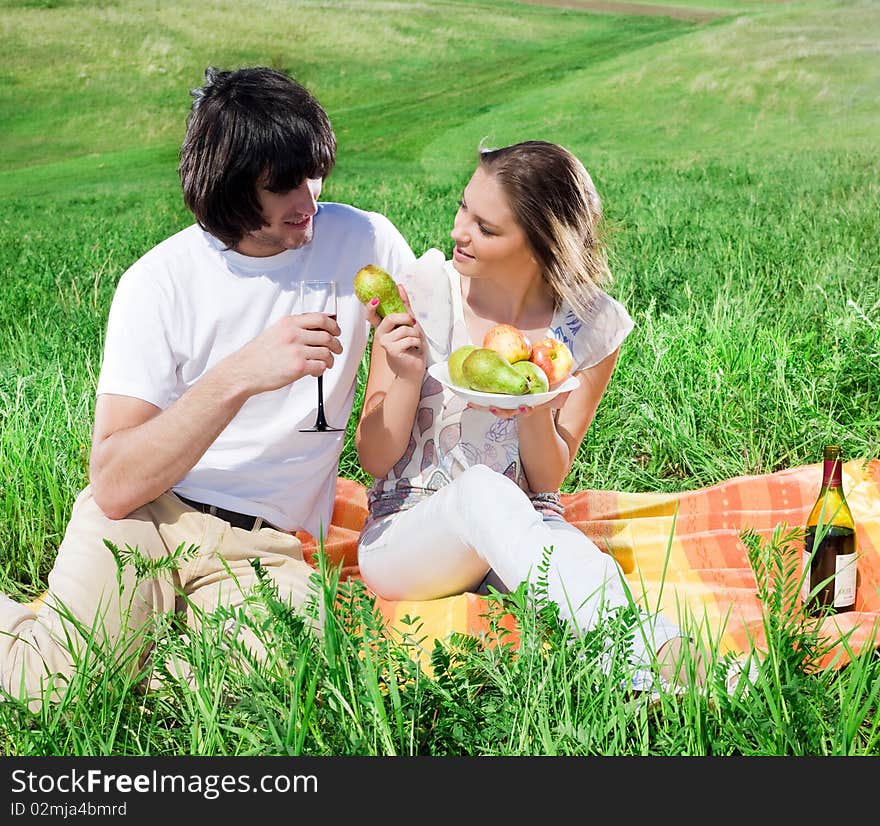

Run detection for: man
[[0, 66, 415, 703]]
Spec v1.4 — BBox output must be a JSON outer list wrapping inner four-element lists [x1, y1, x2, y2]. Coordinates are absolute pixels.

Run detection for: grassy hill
[[1, 0, 879, 760], [0, 0, 877, 589]]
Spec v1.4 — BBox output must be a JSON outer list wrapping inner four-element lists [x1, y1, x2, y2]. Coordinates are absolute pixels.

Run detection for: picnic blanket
[[297, 459, 880, 666]]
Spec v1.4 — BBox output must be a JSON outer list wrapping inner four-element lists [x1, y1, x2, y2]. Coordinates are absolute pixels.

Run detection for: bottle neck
[[822, 458, 843, 489]]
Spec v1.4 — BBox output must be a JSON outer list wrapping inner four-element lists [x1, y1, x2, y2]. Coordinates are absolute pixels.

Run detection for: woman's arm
[[355, 290, 426, 478], [517, 347, 620, 492]]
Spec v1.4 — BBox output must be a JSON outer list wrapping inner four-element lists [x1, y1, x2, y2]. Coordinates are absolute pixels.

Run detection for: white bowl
[[427, 361, 580, 409]]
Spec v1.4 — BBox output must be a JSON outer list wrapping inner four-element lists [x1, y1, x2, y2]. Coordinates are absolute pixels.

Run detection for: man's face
[[236, 177, 323, 257]]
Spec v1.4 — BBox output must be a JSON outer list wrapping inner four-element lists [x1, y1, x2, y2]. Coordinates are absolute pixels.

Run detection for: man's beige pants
[[0, 487, 316, 704]]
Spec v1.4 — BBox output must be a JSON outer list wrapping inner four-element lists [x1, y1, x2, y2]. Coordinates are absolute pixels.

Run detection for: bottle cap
[[822, 445, 843, 487]]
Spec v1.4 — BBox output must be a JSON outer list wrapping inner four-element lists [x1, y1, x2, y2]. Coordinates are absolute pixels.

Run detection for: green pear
[[354, 264, 407, 318], [512, 360, 550, 394], [448, 345, 477, 388], [462, 348, 528, 395]]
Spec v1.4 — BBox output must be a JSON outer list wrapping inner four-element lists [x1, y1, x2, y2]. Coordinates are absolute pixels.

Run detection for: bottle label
[[833, 553, 858, 608], [801, 550, 858, 608], [801, 535, 858, 611], [802, 551, 812, 604]]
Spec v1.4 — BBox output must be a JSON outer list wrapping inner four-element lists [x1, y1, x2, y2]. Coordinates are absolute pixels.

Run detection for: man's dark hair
[[179, 66, 336, 248]]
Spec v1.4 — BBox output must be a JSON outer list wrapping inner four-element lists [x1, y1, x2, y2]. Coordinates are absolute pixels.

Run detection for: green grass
[[1, 0, 879, 755], [2, 533, 879, 756]]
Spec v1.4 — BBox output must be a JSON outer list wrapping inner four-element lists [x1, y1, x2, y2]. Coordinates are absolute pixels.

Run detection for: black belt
[[177, 494, 274, 532]]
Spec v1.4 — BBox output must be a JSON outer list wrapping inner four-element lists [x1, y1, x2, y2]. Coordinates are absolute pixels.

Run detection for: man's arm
[[90, 312, 341, 519], [89, 375, 248, 520]]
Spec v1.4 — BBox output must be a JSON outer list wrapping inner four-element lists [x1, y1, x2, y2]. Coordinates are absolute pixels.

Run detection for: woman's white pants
[[358, 465, 681, 670]]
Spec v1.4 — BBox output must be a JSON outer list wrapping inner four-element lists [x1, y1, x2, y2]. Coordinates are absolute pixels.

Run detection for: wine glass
[[299, 280, 343, 432]]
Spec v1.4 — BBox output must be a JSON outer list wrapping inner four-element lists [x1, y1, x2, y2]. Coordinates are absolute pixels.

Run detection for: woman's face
[[450, 166, 536, 281]]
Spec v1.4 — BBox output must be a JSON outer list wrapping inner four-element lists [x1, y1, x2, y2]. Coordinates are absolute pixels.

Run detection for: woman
[[355, 141, 698, 690]]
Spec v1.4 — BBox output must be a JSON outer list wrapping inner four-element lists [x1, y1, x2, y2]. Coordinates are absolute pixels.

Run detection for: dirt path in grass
[[517, 0, 731, 23]]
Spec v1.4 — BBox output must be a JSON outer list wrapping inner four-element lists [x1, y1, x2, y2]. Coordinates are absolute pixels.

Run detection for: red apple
[[529, 337, 574, 388], [482, 323, 531, 364]]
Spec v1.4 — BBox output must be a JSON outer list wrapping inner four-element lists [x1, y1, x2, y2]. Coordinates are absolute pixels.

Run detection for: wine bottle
[[802, 445, 857, 615]]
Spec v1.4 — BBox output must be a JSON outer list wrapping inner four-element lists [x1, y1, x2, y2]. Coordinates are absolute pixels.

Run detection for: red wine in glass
[[299, 280, 343, 432]]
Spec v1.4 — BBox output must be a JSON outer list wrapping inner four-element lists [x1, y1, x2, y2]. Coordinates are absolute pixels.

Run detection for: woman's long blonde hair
[[478, 140, 610, 320]]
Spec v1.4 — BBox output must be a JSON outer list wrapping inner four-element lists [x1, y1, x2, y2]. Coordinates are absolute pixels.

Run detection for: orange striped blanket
[[297, 459, 880, 666]]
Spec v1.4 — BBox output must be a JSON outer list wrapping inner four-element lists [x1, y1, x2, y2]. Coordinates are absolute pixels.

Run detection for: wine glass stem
[[315, 375, 328, 429]]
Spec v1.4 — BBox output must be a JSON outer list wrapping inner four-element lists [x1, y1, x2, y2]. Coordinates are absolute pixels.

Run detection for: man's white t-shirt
[[96, 202, 415, 537]]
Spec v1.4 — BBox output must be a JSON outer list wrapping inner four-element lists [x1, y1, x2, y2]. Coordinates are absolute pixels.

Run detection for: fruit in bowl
[[461, 348, 528, 395], [512, 360, 550, 394], [482, 323, 531, 364], [444, 324, 573, 397], [448, 344, 477, 388], [529, 337, 574, 388]]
